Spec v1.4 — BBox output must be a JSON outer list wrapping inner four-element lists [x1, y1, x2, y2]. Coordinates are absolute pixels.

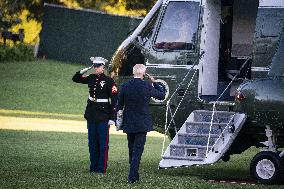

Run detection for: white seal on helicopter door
[[151, 79, 169, 103]]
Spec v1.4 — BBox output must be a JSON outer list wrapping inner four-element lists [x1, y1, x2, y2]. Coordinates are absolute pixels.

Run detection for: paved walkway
[[0, 115, 164, 137]]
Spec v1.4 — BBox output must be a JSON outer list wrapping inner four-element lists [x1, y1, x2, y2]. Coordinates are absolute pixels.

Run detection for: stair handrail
[[165, 51, 205, 130], [161, 69, 198, 157], [205, 113, 235, 158], [216, 56, 252, 103], [205, 56, 252, 156], [161, 52, 205, 157], [165, 69, 198, 133], [206, 103, 217, 156]]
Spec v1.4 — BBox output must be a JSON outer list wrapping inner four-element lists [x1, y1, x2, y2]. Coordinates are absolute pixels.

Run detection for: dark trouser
[[87, 121, 109, 174], [127, 132, 147, 182]]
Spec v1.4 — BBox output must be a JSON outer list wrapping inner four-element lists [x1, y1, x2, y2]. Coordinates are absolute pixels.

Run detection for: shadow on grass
[[146, 158, 256, 183]]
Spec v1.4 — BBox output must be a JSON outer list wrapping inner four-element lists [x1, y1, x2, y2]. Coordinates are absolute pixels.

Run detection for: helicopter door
[[145, 0, 201, 78], [231, 0, 258, 58], [145, 0, 201, 103], [226, 0, 258, 98], [144, 0, 201, 130], [252, 0, 284, 78], [198, 0, 221, 100]]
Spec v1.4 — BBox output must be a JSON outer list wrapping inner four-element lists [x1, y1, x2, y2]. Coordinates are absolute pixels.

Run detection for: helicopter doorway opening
[[199, 0, 258, 102]]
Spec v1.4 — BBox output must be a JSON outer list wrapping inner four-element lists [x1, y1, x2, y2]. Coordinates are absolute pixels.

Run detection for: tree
[[125, 0, 156, 12], [1, 0, 157, 26], [0, 0, 157, 44]]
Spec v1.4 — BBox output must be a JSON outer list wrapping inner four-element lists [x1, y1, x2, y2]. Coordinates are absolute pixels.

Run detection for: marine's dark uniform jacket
[[72, 72, 118, 123]]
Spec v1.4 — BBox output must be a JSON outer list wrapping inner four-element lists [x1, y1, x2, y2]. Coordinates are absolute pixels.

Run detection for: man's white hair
[[133, 64, 146, 75]]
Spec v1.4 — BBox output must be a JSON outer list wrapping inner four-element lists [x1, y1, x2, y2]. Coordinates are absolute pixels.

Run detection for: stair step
[[178, 133, 218, 146], [193, 110, 234, 123], [160, 110, 247, 169], [185, 122, 227, 135], [169, 144, 212, 158], [162, 155, 204, 161], [170, 144, 213, 149], [178, 133, 220, 137]]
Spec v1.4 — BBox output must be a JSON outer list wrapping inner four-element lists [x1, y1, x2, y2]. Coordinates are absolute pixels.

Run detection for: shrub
[[0, 44, 34, 62]]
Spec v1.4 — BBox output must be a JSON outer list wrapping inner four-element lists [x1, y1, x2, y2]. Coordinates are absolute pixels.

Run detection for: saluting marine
[[72, 56, 118, 174]]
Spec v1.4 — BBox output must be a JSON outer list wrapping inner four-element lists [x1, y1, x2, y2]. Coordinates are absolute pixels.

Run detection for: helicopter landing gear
[[250, 151, 284, 184], [250, 126, 284, 184]]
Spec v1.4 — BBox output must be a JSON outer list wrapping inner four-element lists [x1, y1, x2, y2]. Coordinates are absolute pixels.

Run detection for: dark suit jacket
[[116, 78, 165, 133]]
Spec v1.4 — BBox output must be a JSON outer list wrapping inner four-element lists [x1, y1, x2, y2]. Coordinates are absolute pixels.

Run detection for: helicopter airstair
[[159, 110, 246, 168]]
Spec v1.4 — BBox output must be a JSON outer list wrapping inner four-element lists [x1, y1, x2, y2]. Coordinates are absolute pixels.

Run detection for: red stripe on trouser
[[103, 127, 109, 174]]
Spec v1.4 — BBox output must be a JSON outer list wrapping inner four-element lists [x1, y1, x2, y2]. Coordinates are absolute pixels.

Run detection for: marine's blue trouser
[[127, 132, 147, 182], [87, 121, 109, 174]]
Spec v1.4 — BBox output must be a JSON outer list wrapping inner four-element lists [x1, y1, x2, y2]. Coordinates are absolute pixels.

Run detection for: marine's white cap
[[90, 57, 108, 66]]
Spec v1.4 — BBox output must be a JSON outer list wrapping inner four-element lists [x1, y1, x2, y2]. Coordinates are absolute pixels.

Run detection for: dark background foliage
[[0, 0, 156, 29]]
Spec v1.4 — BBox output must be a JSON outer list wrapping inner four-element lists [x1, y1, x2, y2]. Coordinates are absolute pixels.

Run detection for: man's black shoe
[[128, 179, 139, 184]]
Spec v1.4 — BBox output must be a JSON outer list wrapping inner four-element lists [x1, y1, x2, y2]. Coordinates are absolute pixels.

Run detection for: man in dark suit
[[116, 64, 165, 183], [72, 57, 118, 174]]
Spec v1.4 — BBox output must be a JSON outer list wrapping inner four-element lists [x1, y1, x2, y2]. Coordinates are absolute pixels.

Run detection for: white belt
[[88, 96, 109, 102]]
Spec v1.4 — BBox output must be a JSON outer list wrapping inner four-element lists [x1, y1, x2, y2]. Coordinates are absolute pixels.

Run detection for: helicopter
[[108, 0, 284, 184]]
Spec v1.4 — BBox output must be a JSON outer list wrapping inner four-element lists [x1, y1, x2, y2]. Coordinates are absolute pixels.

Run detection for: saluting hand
[[146, 73, 156, 82], [79, 65, 93, 74]]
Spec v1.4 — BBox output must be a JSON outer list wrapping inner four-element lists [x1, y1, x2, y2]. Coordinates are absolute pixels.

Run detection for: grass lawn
[[1, 130, 283, 189], [0, 60, 88, 118], [1, 61, 283, 188]]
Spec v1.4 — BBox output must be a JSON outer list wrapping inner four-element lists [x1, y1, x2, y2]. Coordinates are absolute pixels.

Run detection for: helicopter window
[[136, 8, 160, 46], [154, 1, 199, 51]]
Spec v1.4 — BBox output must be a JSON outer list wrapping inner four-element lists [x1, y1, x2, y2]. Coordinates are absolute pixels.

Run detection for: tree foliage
[[103, 0, 147, 17], [11, 10, 42, 44], [1, 0, 156, 24], [125, 0, 155, 12], [0, 0, 80, 27], [0, 0, 157, 44]]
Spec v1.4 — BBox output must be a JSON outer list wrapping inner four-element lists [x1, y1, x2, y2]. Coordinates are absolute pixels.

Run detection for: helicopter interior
[[199, 0, 258, 102]]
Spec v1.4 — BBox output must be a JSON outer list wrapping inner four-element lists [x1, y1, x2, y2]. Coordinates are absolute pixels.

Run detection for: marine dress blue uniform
[[72, 71, 118, 174], [116, 78, 165, 183]]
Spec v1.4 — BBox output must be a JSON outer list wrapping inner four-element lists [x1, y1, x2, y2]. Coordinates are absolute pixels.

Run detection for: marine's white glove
[[79, 66, 93, 74], [108, 120, 115, 126]]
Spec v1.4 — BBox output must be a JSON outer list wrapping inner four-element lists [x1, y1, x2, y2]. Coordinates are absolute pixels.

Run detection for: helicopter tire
[[250, 151, 284, 184]]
